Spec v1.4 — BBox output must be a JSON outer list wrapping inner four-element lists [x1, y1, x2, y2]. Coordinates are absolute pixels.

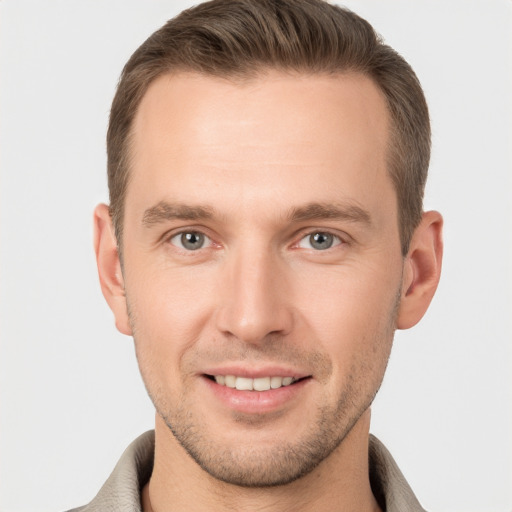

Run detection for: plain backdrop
[[1, 1, 511, 511]]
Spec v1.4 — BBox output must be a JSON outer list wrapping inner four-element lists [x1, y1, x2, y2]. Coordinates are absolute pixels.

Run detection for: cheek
[[298, 258, 400, 320], [294, 259, 401, 363], [125, 262, 219, 371]]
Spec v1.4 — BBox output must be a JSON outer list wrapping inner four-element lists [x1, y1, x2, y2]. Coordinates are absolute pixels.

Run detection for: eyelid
[[293, 229, 348, 250], [170, 232, 211, 250], [161, 226, 349, 251], [164, 226, 219, 251]]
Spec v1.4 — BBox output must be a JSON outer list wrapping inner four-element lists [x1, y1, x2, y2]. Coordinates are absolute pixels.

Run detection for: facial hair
[[130, 285, 400, 488]]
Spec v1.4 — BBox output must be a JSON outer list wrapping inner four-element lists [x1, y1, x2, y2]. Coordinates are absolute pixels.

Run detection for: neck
[[142, 410, 381, 512]]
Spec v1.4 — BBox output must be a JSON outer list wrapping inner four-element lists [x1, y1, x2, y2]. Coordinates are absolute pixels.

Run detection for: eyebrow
[[141, 200, 372, 227], [288, 202, 372, 225], [142, 201, 214, 226]]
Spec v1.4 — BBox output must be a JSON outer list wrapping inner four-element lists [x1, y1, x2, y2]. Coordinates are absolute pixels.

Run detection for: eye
[[169, 231, 211, 251], [298, 232, 342, 251]]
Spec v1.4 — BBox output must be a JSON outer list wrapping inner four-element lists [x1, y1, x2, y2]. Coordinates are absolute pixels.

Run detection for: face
[[120, 71, 404, 486]]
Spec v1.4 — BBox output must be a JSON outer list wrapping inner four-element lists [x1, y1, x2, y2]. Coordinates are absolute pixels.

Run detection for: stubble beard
[[158, 372, 376, 488], [130, 289, 400, 488]]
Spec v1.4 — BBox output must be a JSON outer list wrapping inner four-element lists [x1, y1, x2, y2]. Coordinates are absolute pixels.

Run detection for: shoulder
[[369, 434, 427, 512], [63, 431, 155, 512]]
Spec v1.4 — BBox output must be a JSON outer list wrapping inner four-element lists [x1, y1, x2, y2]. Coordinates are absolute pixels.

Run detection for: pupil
[[182, 232, 204, 250], [311, 232, 333, 250]]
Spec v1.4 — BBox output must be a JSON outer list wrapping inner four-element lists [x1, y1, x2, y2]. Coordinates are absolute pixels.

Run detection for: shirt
[[67, 430, 426, 512]]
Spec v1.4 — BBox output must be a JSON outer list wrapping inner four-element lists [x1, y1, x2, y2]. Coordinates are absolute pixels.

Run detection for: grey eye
[[298, 232, 340, 250], [170, 231, 209, 250]]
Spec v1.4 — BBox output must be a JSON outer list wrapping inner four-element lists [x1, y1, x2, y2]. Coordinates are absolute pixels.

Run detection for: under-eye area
[[204, 374, 311, 391]]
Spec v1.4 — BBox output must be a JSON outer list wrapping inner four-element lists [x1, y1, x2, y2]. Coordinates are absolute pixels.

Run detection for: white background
[[1, 1, 511, 510]]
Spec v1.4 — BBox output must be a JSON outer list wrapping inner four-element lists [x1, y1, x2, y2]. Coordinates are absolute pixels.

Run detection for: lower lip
[[202, 376, 311, 414]]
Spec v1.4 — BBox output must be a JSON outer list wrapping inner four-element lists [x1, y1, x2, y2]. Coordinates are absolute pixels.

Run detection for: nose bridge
[[216, 241, 292, 343]]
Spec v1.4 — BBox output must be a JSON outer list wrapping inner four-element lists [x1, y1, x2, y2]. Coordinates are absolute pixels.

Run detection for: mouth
[[204, 374, 310, 391], [202, 371, 313, 415]]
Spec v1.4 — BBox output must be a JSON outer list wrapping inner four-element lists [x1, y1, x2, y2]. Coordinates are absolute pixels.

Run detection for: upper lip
[[202, 365, 311, 379]]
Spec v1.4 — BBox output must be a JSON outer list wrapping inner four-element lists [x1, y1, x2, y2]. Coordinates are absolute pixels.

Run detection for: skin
[[95, 70, 443, 512]]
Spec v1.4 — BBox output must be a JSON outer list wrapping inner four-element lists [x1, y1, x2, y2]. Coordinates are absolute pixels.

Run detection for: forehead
[[127, 70, 394, 221]]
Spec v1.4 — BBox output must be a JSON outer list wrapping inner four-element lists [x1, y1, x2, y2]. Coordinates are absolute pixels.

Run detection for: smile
[[211, 375, 299, 391]]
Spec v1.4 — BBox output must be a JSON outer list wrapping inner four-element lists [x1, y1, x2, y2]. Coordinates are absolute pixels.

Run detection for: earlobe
[[93, 204, 132, 336], [396, 211, 443, 330]]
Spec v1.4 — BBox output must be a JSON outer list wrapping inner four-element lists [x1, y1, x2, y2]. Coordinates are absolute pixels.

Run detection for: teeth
[[224, 375, 236, 388], [270, 376, 283, 389], [214, 375, 297, 391], [253, 377, 271, 391], [235, 377, 253, 391]]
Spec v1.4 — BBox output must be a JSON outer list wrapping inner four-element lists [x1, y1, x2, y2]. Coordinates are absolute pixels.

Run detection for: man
[[79, 0, 443, 510]]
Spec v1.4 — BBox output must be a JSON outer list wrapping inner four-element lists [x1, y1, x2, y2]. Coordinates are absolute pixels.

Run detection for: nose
[[215, 247, 294, 344]]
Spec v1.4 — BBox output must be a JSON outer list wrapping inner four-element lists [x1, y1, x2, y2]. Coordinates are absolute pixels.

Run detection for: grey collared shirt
[[68, 431, 426, 512]]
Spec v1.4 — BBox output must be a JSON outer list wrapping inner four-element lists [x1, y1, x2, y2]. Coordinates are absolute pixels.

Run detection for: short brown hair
[[107, 0, 430, 255]]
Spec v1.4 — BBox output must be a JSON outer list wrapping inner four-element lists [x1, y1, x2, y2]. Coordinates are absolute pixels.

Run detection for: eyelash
[[295, 230, 344, 251], [167, 230, 215, 251], [165, 228, 347, 253]]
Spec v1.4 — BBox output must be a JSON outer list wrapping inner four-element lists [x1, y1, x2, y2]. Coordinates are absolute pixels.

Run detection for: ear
[[396, 210, 443, 330], [93, 204, 132, 336]]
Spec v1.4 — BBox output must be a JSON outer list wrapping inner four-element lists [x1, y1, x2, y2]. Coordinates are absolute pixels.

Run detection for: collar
[[69, 430, 426, 512]]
